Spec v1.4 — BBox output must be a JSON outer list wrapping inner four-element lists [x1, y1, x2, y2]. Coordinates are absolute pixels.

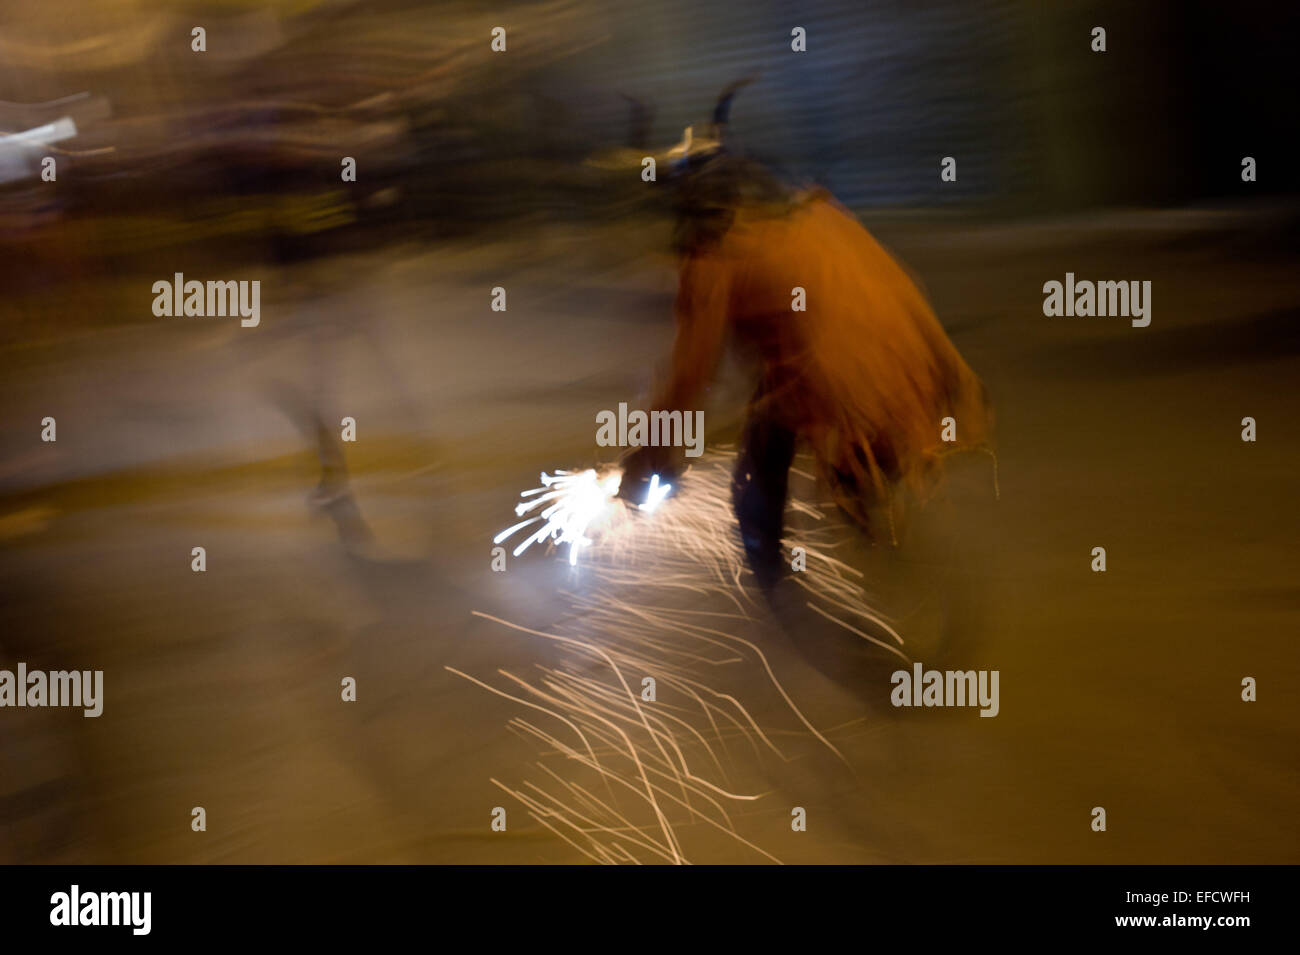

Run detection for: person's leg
[[731, 404, 797, 590]]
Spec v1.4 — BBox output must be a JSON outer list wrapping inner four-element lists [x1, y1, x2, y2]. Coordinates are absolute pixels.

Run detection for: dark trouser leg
[[732, 406, 797, 589]]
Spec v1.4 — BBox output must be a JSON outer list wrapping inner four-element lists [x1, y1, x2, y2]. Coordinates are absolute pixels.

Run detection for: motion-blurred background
[[1, 0, 1297, 863]]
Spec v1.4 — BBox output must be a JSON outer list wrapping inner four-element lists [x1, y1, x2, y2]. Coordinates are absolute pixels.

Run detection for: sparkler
[[493, 466, 669, 566]]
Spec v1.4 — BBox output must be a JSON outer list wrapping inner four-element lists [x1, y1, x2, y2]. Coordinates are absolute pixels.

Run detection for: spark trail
[[457, 450, 910, 863]]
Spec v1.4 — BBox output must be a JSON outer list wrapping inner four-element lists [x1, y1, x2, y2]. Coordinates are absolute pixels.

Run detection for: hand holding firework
[[617, 444, 683, 506]]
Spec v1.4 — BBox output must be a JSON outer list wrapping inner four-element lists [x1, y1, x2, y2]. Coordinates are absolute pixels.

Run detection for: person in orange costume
[[621, 83, 994, 588]]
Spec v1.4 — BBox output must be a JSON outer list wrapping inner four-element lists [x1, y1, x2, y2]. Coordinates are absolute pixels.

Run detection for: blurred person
[[224, 101, 408, 552], [621, 81, 994, 589]]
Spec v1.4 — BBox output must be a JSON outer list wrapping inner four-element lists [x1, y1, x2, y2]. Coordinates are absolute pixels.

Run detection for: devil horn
[[712, 75, 756, 127]]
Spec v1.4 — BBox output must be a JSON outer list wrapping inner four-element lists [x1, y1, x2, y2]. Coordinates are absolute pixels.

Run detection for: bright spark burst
[[638, 473, 672, 513], [494, 467, 671, 566]]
